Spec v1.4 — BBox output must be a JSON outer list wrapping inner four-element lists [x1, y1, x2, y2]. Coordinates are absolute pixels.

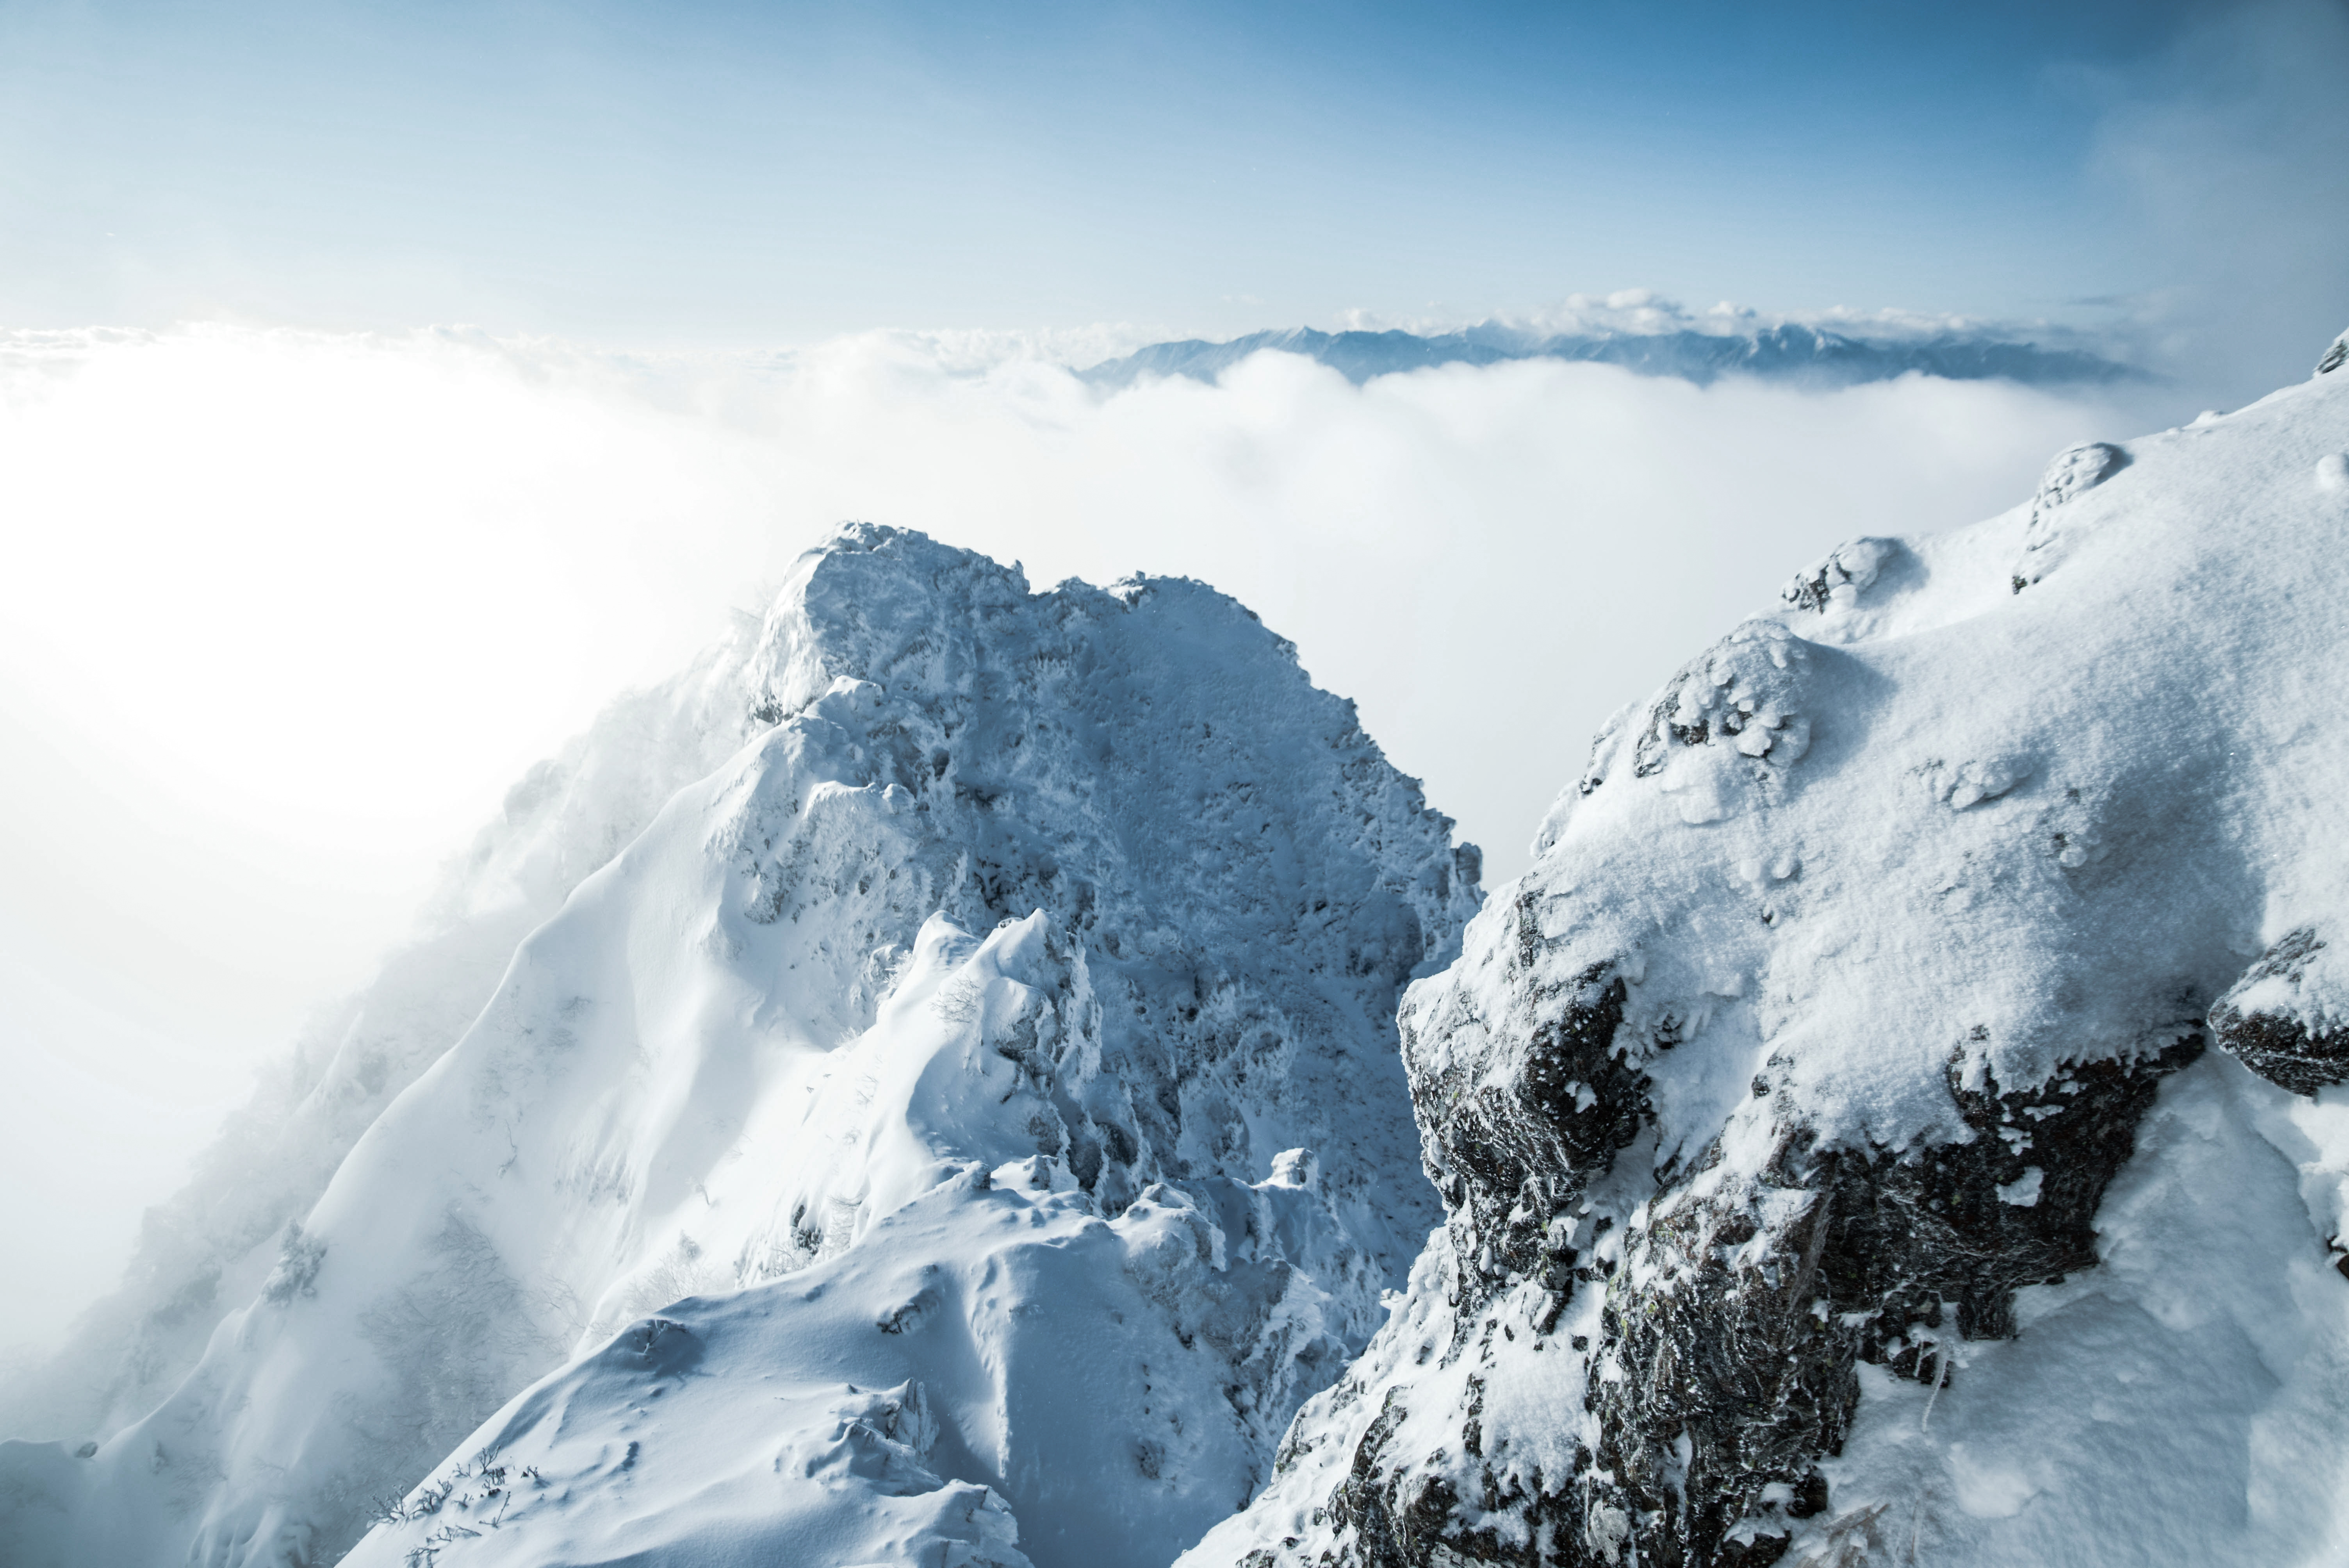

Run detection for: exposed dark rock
[[1571, 1032, 2203, 1567], [2319, 329, 2349, 376], [1312, 1009, 2204, 1568], [1315, 1384, 1587, 1568], [2212, 927, 2346, 1096], [1406, 922, 1649, 1323], [1192, 331, 2349, 1568]]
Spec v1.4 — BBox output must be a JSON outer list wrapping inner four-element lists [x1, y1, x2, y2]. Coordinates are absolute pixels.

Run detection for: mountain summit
[[1185, 332, 2349, 1567], [0, 526, 1479, 1568]]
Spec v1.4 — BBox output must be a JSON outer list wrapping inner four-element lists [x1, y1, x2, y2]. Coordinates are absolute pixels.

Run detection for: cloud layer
[[0, 323, 2190, 1354]]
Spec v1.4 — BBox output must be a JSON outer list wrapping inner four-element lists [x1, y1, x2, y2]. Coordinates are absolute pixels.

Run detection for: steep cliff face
[[0, 526, 1477, 1568], [1186, 339, 2349, 1567]]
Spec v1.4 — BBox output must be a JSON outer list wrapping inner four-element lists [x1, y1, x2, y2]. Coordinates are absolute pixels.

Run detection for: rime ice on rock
[[2318, 326, 2349, 376], [2011, 440, 2127, 592], [1780, 536, 1894, 614]]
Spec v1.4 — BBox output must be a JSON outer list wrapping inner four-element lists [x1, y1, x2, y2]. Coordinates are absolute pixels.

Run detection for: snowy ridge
[[0, 526, 1478, 1568], [1080, 321, 2138, 390], [1184, 338, 2349, 1565]]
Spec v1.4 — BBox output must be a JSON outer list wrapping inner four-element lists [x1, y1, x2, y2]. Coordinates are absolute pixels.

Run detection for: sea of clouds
[[0, 322, 2202, 1358]]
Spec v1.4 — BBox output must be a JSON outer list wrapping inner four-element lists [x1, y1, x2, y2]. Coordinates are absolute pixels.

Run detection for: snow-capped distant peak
[[1081, 315, 2139, 390]]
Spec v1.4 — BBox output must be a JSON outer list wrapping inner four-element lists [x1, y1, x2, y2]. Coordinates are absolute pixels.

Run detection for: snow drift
[[1185, 333, 2349, 1566], [0, 526, 1478, 1568]]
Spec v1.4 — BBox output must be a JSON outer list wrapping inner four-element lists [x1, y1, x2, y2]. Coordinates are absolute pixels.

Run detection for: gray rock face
[[1572, 1040, 2200, 1566], [1281, 913, 2201, 1568], [2212, 928, 2346, 1097]]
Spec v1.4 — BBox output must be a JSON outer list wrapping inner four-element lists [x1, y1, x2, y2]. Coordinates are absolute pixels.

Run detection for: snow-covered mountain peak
[[0, 524, 1478, 1568], [1189, 338, 2349, 1568]]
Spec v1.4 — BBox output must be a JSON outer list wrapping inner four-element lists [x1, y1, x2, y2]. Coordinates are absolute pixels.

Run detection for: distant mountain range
[[1080, 321, 2142, 388]]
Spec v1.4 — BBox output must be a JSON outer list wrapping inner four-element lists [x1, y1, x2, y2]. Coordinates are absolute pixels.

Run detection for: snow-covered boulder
[[2212, 927, 2349, 1098], [1185, 349, 2349, 1566], [0, 525, 1478, 1568]]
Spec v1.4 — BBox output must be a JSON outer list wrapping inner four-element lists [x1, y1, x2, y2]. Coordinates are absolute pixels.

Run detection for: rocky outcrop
[[1572, 1036, 2199, 1566], [1779, 538, 1895, 617], [2212, 927, 2346, 1097], [2010, 440, 2126, 593], [1286, 945, 2204, 1568], [1185, 336, 2349, 1568]]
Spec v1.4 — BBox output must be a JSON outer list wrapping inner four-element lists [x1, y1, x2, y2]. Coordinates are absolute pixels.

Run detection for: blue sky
[[6, 0, 2330, 363]]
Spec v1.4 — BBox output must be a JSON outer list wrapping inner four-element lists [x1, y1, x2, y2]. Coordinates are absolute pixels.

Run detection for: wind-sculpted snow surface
[[0, 526, 1478, 1568], [1185, 339, 2349, 1567]]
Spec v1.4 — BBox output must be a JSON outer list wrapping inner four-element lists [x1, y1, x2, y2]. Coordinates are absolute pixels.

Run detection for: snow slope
[[0, 526, 1477, 1568], [1185, 337, 2349, 1565], [335, 958, 1387, 1568]]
